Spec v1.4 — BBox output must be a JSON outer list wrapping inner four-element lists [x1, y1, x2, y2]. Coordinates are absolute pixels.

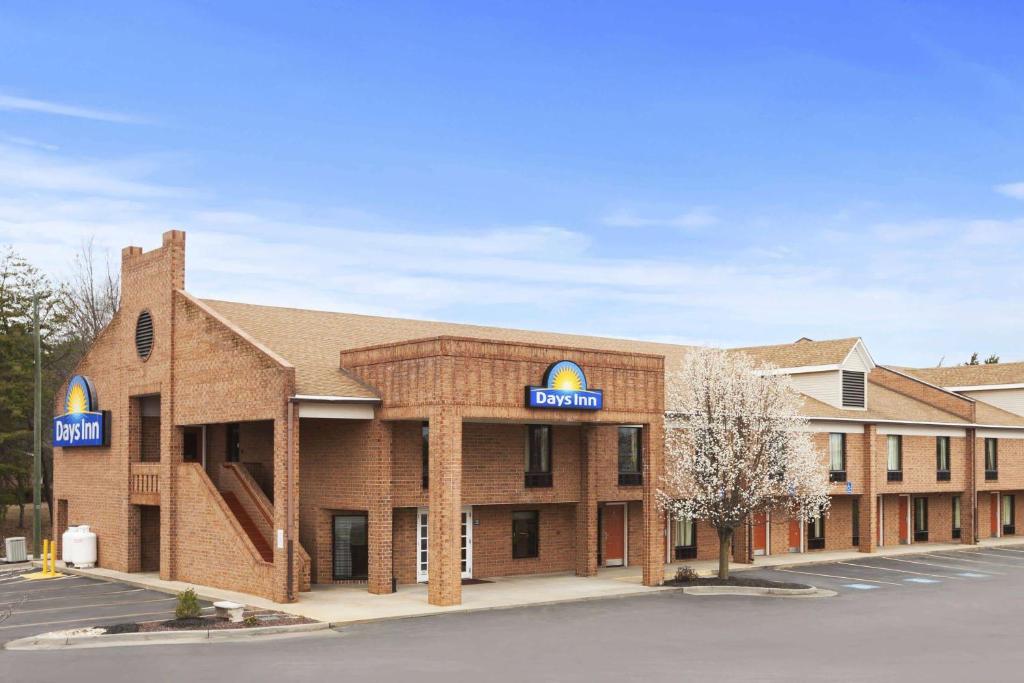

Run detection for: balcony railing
[[130, 462, 160, 496]]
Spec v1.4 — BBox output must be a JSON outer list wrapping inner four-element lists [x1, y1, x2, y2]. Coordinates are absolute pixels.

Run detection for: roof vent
[[842, 370, 866, 408], [135, 310, 154, 360]]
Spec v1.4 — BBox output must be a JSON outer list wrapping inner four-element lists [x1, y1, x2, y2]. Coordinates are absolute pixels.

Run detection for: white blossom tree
[[659, 347, 831, 580]]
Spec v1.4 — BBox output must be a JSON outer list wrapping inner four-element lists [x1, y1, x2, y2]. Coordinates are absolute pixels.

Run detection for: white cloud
[[602, 207, 717, 229], [0, 93, 141, 124], [995, 182, 1024, 200]]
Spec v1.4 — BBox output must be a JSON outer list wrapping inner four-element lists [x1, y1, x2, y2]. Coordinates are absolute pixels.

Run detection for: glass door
[[416, 506, 473, 582]]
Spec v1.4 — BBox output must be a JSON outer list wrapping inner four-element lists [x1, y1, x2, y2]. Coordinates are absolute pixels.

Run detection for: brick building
[[52, 232, 1024, 605]]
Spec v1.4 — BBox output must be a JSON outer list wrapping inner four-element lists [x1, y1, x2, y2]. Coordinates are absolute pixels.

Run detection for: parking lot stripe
[[0, 580, 112, 596], [930, 553, 1022, 569], [957, 550, 1024, 562], [881, 557, 1001, 575], [978, 546, 1024, 554], [0, 606, 215, 632], [837, 561, 959, 580], [17, 596, 176, 615], [774, 568, 900, 586], [23, 588, 147, 603]]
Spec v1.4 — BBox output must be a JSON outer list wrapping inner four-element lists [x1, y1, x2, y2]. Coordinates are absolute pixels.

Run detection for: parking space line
[[16, 596, 176, 615], [957, 550, 1024, 562], [0, 606, 215, 632], [774, 568, 900, 586], [930, 553, 1022, 568], [0, 580, 110, 596], [837, 562, 959, 580], [881, 557, 1001, 575], [23, 588, 147, 603]]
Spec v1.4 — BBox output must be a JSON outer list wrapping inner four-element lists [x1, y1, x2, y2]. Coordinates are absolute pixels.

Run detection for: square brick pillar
[[428, 408, 463, 606], [642, 417, 665, 587], [368, 420, 394, 594], [159, 403, 183, 582], [858, 424, 878, 553], [732, 519, 752, 564], [962, 427, 977, 545], [576, 425, 600, 577], [272, 405, 301, 603]]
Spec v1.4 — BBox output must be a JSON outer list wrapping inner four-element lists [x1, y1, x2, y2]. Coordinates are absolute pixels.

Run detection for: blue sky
[[2, 1, 1023, 366]]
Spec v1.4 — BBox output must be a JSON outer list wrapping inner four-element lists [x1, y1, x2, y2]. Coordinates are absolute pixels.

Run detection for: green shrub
[[243, 615, 259, 627], [175, 588, 201, 620]]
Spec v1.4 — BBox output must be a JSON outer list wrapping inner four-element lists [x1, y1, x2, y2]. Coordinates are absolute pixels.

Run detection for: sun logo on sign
[[64, 376, 97, 415], [545, 361, 587, 391]]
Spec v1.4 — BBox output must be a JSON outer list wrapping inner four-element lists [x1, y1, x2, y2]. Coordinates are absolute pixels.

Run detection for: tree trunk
[[717, 527, 734, 580]]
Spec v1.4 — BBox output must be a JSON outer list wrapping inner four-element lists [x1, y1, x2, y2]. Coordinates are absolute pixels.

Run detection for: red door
[[899, 496, 909, 544], [788, 519, 801, 552], [877, 496, 883, 546], [603, 505, 625, 566], [991, 493, 1000, 537], [753, 513, 767, 555]]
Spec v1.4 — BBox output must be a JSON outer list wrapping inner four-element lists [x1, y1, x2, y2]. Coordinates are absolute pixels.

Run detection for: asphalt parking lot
[[0, 565, 212, 644]]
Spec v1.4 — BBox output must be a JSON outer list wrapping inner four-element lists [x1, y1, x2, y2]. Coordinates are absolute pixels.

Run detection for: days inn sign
[[53, 375, 110, 448], [526, 360, 603, 411]]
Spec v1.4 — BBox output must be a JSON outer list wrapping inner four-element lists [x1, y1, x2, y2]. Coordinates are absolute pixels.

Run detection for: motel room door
[[753, 513, 768, 556], [602, 504, 627, 567], [898, 496, 910, 544], [991, 493, 1001, 537], [416, 506, 473, 582]]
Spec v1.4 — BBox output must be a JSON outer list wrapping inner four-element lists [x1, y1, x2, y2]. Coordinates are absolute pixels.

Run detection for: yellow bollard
[[43, 539, 51, 575], [44, 539, 57, 576]]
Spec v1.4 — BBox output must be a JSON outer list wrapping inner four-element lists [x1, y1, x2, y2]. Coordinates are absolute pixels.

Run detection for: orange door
[[877, 496, 884, 546], [899, 496, 909, 544], [991, 493, 1000, 536], [788, 519, 801, 551], [753, 513, 767, 555], [603, 505, 625, 566]]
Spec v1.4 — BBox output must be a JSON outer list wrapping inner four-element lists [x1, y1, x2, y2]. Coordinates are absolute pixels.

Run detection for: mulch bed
[[666, 576, 810, 590], [102, 611, 315, 634]]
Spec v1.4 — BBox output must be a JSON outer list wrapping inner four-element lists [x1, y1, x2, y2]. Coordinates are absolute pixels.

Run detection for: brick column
[[428, 407, 462, 606], [962, 427, 977, 545], [858, 424, 878, 553], [368, 420, 394, 594], [642, 417, 665, 587], [272, 405, 301, 603], [576, 425, 600, 577], [732, 518, 753, 564], [159, 405, 183, 581]]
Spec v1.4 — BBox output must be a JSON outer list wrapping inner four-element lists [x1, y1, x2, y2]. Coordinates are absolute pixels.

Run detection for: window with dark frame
[[332, 514, 368, 580], [851, 498, 860, 547], [512, 510, 539, 559], [828, 433, 846, 482], [674, 516, 697, 560], [916, 497, 929, 538], [183, 428, 201, 463], [936, 436, 951, 481], [807, 514, 825, 550], [886, 435, 902, 481], [1002, 494, 1015, 536], [952, 496, 962, 540], [421, 422, 429, 489], [226, 423, 240, 463], [618, 426, 643, 486], [985, 438, 998, 480], [525, 425, 552, 487]]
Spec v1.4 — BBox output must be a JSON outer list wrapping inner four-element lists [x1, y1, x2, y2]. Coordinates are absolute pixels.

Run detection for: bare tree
[[62, 238, 119, 347], [659, 347, 831, 580]]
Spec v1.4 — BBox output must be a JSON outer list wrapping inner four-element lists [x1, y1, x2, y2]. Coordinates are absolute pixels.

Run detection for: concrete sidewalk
[[52, 537, 1024, 625]]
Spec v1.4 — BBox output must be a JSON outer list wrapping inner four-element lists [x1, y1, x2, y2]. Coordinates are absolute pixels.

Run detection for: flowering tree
[[659, 347, 831, 580]]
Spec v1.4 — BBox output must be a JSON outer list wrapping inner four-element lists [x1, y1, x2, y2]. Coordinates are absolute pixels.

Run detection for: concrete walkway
[[49, 536, 1024, 625]]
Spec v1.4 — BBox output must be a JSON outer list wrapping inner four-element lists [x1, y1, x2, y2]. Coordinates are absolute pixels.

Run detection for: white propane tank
[[61, 526, 75, 564], [64, 525, 98, 568]]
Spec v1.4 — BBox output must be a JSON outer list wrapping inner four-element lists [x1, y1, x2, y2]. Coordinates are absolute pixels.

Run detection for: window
[[886, 435, 902, 481], [525, 426, 552, 487], [332, 514, 368, 580], [936, 436, 951, 481], [841, 370, 866, 408], [226, 423, 240, 463], [807, 515, 825, 550], [828, 433, 846, 482], [183, 427, 202, 463], [851, 498, 860, 547], [512, 511, 539, 559], [674, 516, 697, 560], [985, 438, 998, 480], [421, 422, 429, 489], [618, 427, 643, 486], [952, 496, 962, 540], [1003, 494, 1015, 536], [913, 497, 928, 542]]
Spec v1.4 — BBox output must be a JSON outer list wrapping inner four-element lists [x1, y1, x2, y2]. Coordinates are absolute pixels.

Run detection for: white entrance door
[[416, 506, 473, 582]]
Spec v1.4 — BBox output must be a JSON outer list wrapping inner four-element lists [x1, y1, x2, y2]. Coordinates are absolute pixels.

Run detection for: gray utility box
[[3, 537, 28, 563]]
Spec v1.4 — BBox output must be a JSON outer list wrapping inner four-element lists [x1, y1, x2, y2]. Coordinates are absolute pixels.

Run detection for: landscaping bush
[[674, 565, 700, 582], [174, 588, 201, 620]]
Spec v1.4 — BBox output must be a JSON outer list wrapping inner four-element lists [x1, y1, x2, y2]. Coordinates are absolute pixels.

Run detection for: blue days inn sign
[[53, 375, 110, 448], [526, 360, 603, 411]]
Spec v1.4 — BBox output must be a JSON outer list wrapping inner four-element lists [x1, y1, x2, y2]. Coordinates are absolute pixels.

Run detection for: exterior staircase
[[221, 490, 274, 562]]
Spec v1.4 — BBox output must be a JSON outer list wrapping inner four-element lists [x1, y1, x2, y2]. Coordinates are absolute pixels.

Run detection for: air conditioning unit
[[3, 537, 28, 563]]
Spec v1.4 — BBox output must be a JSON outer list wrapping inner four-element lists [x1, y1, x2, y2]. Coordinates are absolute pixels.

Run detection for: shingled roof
[[730, 337, 861, 369], [898, 363, 1024, 388]]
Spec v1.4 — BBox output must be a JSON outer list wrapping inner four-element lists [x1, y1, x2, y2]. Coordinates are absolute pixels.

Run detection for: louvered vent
[[135, 310, 154, 360], [841, 370, 865, 408]]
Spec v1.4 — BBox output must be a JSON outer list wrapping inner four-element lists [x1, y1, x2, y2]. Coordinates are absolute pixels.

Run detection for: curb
[[682, 585, 835, 598], [4, 621, 331, 651]]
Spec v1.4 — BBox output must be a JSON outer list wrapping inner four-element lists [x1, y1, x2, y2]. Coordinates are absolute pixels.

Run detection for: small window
[[952, 496, 962, 539], [841, 370, 866, 408], [936, 436, 950, 480], [674, 516, 697, 559], [512, 511, 539, 559], [807, 515, 825, 550], [985, 438, 998, 479], [332, 514, 368, 580], [618, 427, 643, 486], [1002, 494, 1015, 536], [183, 427, 202, 463], [886, 435, 902, 481], [913, 497, 928, 542], [828, 433, 846, 482], [421, 422, 429, 489], [525, 426, 552, 487], [226, 423, 241, 463]]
